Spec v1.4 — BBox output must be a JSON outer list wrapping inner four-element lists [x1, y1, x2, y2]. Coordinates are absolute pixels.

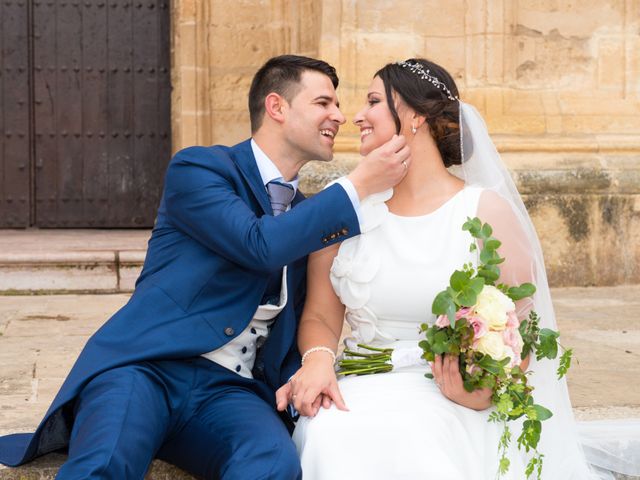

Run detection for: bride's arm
[[478, 190, 534, 373], [477, 190, 536, 319], [276, 243, 347, 417]]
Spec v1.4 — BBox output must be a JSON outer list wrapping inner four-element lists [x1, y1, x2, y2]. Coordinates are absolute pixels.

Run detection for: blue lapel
[[291, 190, 305, 208], [230, 139, 273, 215]]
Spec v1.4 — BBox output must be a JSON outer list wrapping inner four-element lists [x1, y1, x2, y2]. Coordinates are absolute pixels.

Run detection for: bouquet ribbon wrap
[[390, 346, 427, 370]]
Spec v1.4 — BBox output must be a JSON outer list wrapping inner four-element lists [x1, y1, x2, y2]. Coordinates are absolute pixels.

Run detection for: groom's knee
[[222, 438, 301, 480], [268, 439, 301, 479]]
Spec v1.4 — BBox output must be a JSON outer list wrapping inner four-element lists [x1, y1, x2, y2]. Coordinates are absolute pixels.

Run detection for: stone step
[[0, 454, 196, 479], [1, 430, 638, 480], [0, 230, 150, 294]]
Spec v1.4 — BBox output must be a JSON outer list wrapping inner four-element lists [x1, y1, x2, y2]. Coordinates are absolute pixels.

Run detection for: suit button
[[224, 327, 235, 336], [330, 234, 336, 239], [341, 228, 348, 235], [322, 238, 328, 244]]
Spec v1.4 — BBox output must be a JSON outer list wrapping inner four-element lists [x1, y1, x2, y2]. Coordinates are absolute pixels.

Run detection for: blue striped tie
[[267, 181, 295, 216]]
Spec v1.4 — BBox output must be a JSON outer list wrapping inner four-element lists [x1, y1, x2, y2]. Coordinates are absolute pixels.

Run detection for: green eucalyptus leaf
[[457, 288, 478, 307], [455, 318, 467, 330], [479, 248, 493, 265], [508, 283, 537, 301], [432, 291, 452, 315], [481, 223, 493, 237], [426, 328, 436, 343], [422, 351, 435, 362], [485, 238, 502, 250], [486, 255, 506, 265], [469, 277, 485, 294], [432, 341, 448, 355], [446, 301, 457, 326], [478, 266, 500, 283], [533, 404, 553, 421], [463, 217, 482, 236], [450, 270, 470, 291]]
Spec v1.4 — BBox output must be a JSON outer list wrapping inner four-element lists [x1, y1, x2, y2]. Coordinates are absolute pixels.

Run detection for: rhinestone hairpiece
[[396, 61, 458, 101]]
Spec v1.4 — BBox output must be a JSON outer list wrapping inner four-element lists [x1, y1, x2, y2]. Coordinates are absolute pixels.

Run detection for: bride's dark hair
[[375, 58, 462, 167]]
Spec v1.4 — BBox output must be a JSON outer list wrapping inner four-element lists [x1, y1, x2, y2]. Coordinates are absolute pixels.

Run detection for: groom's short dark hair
[[249, 55, 339, 133]]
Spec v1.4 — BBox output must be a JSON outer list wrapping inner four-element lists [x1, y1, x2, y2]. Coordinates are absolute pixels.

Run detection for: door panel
[[0, 1, 30, 227]]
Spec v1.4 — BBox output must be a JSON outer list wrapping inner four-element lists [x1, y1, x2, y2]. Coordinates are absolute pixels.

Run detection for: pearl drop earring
[[411, 125, 417, 134]]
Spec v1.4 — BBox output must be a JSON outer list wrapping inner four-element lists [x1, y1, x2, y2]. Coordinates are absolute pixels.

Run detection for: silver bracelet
[[301, 346, 336, 365]]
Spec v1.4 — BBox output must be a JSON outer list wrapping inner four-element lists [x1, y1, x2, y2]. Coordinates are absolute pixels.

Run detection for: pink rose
[[503, 327, 524, 355], [506, 310, 519, 329], [435, 314, 449, 328], [469, 316, 488, 339], [436, 307, 473, 328], [436, 307, 471, 328]]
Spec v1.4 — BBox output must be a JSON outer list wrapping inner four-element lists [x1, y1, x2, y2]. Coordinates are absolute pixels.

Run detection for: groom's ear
[[264, 93, 288, 125]]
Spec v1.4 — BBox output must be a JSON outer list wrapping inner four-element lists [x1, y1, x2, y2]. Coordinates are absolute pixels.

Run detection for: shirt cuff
[[333, 177, 362, 224]]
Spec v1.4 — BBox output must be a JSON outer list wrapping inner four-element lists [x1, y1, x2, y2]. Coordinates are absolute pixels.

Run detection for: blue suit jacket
[[0, 139, 360, 466]]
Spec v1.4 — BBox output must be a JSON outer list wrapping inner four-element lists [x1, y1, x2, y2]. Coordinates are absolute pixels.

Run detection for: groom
[[0, 55, 409, 478]]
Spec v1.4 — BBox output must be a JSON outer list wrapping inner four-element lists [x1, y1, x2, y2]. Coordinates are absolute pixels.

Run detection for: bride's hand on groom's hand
[[432, 354, 493, 411], [275, 382, 323, 415], [275, 356, 348, 417]]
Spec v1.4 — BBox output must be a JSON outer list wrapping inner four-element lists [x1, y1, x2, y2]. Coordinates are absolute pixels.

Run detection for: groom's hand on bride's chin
[[348, 134, 410, 200]]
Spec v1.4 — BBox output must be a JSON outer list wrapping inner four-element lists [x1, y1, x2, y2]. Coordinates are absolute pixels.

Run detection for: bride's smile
[[353, 76, 402, 156]]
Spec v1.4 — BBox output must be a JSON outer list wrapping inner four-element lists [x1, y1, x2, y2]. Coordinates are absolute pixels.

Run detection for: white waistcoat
[[201, 267, 288, 378]]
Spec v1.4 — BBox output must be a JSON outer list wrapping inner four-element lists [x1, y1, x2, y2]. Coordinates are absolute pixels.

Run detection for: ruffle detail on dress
[[343, 307, 396, 349], [359, 189, 393, 233], [330, 189, 394, 347]]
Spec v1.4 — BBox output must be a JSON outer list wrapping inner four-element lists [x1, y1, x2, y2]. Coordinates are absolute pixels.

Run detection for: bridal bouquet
[[338, 217, 572, 480]]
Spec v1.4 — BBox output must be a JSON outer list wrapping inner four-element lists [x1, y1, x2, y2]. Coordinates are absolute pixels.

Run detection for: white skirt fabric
[[293, 369, 527, 480]]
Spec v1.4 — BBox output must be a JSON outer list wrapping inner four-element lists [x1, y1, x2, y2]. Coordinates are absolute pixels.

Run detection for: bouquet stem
[[338, 344, 394, 376]]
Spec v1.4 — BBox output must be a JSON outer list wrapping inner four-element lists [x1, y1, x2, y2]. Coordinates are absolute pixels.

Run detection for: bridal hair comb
[[396, 60, 459, 101]]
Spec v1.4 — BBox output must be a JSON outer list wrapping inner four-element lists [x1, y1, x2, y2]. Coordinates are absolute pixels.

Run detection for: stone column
[[171, 0, 322, 150]]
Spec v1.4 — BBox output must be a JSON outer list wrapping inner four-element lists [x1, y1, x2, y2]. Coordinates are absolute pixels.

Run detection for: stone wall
[[170, 0, 640, 286]]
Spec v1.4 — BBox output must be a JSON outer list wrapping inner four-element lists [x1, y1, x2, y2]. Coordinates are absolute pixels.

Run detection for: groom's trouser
[[55, 357, 301, 480]]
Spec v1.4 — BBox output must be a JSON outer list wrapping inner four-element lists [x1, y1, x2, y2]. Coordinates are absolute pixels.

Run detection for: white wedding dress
[[293, 186, 591, 480], [293, 102, 639, 479]]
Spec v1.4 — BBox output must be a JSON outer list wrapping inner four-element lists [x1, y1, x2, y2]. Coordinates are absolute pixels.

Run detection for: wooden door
[[0, 0, 171, 228]]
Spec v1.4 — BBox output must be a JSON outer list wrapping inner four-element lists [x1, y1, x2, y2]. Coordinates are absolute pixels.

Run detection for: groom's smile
[[283, 70, 345, 163]]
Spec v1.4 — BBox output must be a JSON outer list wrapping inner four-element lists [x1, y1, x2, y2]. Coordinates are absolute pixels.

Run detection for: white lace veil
[[452, 101, 640, 479]]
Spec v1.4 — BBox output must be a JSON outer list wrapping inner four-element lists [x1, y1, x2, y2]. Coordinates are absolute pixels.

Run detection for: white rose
[[475, 331, 508, 360], [474, 285, 516, 331]]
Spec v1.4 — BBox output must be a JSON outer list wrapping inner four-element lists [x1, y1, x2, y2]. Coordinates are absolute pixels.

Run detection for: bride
[[275, 58, 613, 479]]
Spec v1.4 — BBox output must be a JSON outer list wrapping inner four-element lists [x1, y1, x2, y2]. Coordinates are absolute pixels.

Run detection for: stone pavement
[[0, 287, 639, 478]]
